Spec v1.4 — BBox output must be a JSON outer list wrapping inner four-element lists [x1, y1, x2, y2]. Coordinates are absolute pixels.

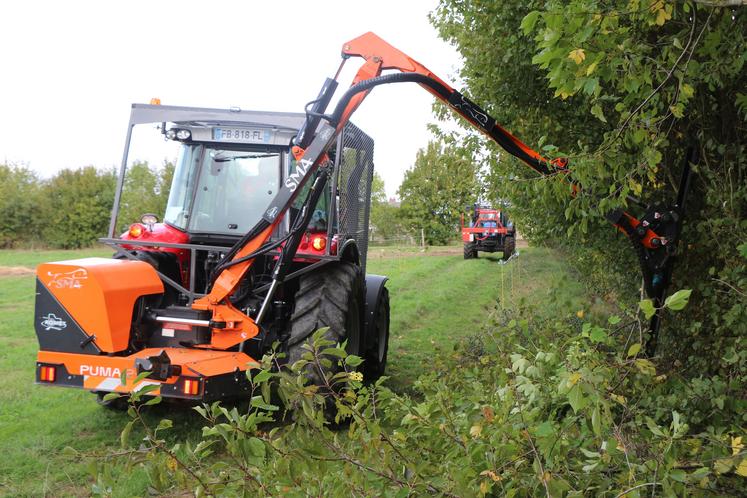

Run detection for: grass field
[[0, 244, 591, 496]]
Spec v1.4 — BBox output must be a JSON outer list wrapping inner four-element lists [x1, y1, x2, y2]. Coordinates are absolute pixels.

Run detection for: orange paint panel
[[38, 348, 257, 394], [37, 258, 163, 352]]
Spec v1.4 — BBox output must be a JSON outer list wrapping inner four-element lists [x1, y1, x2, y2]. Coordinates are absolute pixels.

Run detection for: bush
[[41, 167, 116, 249], [87, 296, 747, 496], [0, 163, 44, 247]]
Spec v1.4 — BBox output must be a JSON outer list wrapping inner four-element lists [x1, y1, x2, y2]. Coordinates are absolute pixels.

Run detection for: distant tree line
[[0, 161, 173, 249]]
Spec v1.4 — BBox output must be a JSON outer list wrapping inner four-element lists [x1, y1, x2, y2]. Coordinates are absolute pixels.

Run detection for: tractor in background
[[461, 204, 515, 260]]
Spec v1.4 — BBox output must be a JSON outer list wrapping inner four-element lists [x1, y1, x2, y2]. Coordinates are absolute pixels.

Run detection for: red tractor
[[461, 204, 515, 260]]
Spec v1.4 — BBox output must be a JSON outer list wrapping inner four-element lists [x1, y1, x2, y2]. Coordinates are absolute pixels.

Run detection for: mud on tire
[[286, 262, 362, 385]]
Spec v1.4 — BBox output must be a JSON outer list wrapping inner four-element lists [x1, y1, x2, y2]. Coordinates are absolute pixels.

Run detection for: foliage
[[0, 163, 44, 248], [87, 294, 747, 496], [117, 160, 174, 232], [431, 1, 746, 374], [41, 166, 117, 249], [369, 172, 410, 244], [0, 159, 174, 248], [398, 140, 480, 244]]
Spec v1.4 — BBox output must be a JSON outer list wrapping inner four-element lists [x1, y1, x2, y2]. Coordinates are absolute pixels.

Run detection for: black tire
[[464, 243, 477, 259], [503, 236, 515, 261], [95, 391, 128, 411], [363, 287, 390, 380], [286, 262, 363, 385]]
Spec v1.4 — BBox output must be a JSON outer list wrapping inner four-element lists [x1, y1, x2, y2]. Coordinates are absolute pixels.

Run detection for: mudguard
[[363, 274, 388, 350]]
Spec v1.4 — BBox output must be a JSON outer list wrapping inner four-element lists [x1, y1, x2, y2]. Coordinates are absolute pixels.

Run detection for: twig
[[614, 10, 698, 141], [614, 482, 660, 498]]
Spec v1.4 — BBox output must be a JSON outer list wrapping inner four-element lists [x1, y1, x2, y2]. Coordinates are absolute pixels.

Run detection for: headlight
[[141, 213, 159, 225]]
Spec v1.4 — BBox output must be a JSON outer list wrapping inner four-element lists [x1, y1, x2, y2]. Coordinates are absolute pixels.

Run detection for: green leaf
[[520, 11, 541, 35], [247, 437, 266, 458], [664, 289, 692, 311], [568, 384, 587, 413], [133, 370, 152, 384], [590, 326, 607, 343], [156, 419, 173, 431], [627, 343, 642, 357], [669, 469, 686, 482], [640, 299, 656, 320], [252, 370, 272, 384], [345, 355, 363, 367], [321, 347, 347, 358], [120, 421, 134, 448], [102, 392, 122, 402], [591, 104, 607, 123], [136, 384, 160, 395], [143, 395, 162, 406]]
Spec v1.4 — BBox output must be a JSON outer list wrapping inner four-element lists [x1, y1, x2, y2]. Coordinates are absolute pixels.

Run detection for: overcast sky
[[0, 0, 462, 197]]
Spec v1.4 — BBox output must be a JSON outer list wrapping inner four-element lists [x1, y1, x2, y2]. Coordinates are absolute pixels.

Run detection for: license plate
[[212, 127, 270, 143]]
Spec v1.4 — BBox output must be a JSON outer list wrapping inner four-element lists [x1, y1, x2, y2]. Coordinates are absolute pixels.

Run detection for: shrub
[[86, 296, 747, 496]]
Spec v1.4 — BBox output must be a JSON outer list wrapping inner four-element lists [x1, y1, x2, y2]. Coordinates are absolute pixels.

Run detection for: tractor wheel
[[464, 243, 477, 259], [286, 262, 363, 386], [363, 287, 390, 380], [503, 236, 515, 261]]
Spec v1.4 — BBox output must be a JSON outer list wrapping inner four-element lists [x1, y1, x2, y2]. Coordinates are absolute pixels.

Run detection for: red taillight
[[128, 223, 144, 238], [311, 235, 326, 251], [183, 378, 201, 396], [40, 365, 56, 383]]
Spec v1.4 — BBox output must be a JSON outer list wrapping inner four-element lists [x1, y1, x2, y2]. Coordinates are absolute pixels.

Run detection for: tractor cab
[[109, 104, 367, 296]]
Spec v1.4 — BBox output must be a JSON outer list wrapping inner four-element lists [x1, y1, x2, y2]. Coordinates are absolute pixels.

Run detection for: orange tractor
[[461, 204, 515, 260], [34, 32, 694, 404]]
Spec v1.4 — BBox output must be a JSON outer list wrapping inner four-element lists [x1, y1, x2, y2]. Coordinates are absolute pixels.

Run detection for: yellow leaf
[[470, 424, 483, 438], [732, 436, 744, 456], [568, 372, 582, 387], [480, 470, 502, 482], [655, 7, 671, 26], [576, 310, 585, 319], [479, 480, 489, 495], [736, 458, 747, 477], [634, 358, 657, 376], [611, 393, 627, 406], [586, 61, 599, 76], [568, 48, 586, 64]]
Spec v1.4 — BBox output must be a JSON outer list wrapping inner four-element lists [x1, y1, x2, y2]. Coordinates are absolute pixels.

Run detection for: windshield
[[164, 144, 201, 229], [191, 147, 280, 233]]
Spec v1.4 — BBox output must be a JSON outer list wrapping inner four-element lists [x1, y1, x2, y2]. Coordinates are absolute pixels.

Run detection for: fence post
[[420, 228, 425, 252]]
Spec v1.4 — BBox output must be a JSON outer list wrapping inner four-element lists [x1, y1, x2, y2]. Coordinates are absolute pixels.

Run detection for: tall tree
[[398, 140, 480, 244], [432, 1, 746, 371]]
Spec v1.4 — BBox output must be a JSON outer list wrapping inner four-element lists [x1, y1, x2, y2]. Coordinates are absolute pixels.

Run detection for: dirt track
[[0, 266, 35, 276]]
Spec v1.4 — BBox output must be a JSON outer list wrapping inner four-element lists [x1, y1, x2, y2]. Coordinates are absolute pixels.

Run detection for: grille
[[335, 122, 374, 273]]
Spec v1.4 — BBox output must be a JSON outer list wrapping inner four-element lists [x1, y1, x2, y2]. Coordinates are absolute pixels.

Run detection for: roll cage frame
[[100, 105, 368, 308]]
